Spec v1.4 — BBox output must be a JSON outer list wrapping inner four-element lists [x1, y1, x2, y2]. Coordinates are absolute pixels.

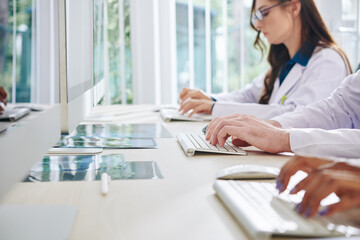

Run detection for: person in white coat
[[204, 70, 360, 159], [179, 0, 352, 119]]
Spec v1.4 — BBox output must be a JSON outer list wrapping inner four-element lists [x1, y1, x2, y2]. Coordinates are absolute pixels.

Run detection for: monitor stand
[[0, 205, 77, 240], [47, 147, 103, 154]]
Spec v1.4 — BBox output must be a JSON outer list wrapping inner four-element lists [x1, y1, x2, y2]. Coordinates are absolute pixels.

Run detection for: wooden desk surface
[[1, 105, 293, 240]]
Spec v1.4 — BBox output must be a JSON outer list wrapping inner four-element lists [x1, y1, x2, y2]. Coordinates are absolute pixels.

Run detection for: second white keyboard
[[177, 133, 247, 157], [214, 180, 348, 238]]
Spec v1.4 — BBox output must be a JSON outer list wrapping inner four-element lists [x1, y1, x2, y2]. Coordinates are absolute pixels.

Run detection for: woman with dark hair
[[179, 0, 352, 119]]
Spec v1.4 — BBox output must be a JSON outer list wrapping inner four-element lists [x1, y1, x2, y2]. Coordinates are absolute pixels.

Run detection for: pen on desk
[[202, 125, 208, 135], [101, 172, 111, 196]]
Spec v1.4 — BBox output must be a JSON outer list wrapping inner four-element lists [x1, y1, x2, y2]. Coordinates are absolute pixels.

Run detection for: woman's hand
[[179, 99, 214, 116], [179, 88, 212, 102], [0, 87, 7, 113], [294, 169, 360, 217], [205, 114, 290, 153], [276, 156, 333, 193], [277, 156, 360, 217], [277, 156, 360, 193]]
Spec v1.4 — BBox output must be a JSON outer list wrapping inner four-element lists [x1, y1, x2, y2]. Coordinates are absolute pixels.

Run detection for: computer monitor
[[0, 105, 61, 200], [59, 0, 95, 135]]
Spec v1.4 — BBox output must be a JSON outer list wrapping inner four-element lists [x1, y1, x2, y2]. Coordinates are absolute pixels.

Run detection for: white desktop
[[2, 104, 360, 240]]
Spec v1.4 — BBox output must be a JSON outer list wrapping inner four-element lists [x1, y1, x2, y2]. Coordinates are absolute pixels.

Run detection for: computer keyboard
[[177, 133, 247, 157], [214, 180, 359, 239], [0, 107, 30, 121], [160, 108, 212, 122]]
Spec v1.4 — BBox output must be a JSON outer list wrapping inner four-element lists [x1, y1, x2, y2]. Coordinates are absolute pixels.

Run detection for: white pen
[[101, 172, 111, 196]]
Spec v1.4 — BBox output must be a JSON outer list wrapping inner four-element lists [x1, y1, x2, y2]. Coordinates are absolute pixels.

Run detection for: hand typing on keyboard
[[179, 99, 214, 117], [204, 114, 291, 153], [0, 86, 8, 113], [277, 155, 360, 218], [179, 88, 215, 117], [276, 156, 332, 193], [177, 133, 247, 157]]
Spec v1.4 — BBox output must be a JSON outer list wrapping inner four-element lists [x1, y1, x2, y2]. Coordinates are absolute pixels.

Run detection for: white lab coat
[[272, 70, 360, 158], [211, 46, 349, 119]]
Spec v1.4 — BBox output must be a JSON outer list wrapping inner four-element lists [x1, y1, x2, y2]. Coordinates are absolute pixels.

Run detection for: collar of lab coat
[[270, 63, 305, 104]]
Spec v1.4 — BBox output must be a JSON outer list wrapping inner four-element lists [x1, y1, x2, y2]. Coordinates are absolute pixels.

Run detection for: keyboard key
[[186, 133, 202, 149], [192, 134, 211, 150], [224, 143, 236, 152]]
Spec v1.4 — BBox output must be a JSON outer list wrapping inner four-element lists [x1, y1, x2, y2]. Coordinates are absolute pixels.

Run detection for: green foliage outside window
[[0, 0, 33, 103], [175, 0, 269, 96], [106, 0, 132, 104]]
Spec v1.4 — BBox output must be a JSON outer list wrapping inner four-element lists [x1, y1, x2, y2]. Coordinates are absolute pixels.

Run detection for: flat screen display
[[66, 0, 93, 102]]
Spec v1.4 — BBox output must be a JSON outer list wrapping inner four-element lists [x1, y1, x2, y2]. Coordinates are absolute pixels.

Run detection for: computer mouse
[[216, 164, 280, 180]]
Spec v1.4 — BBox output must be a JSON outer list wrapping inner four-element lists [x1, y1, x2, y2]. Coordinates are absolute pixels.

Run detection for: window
[[94, 0, 105, 94], [0, 0, 35, 103], [0, 0, 59, 104], [335, 0, 359, 69], [175, 0, 269, 97], [0, 0, 134, 106], [105, 0, 132, 105], [316, 0, 360, 70]]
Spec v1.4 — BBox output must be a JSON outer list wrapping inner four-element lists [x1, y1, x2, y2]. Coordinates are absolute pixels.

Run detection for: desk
[[1, 105, 293, 240]]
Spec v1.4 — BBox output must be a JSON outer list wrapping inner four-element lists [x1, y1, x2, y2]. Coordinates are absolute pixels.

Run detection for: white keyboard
[[177, 133, 247, 157], [0, 107, 30, 121], [160, 109, 212, 122], [214, 180, 360, 239]]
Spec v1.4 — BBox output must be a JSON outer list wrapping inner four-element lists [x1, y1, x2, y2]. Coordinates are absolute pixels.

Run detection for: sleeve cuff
[[288, 129, 307, 155], [271, 116, 289, 128]]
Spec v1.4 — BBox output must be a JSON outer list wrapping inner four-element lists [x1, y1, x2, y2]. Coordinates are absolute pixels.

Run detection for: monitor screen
[[66, 0, 93, 102], [59, 0, 94, 134]]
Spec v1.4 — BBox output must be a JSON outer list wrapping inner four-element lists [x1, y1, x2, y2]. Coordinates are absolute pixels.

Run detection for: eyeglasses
[[251, 0, 290, 26]]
